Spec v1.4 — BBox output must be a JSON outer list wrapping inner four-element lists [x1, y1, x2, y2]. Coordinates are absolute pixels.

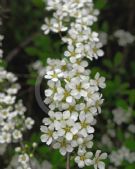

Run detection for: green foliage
[[95, 0, 107, 9]]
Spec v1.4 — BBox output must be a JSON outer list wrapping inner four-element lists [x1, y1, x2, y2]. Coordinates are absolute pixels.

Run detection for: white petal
[[98, 161, 105, 169], [78, 161, 85, 168], [52, 78, 58, 82], [85, 159, 92, 166], [58, 129, 65, 136], [66, 132, 73, 141], [41, 134, 48, 142], [100, 153, 107, 159], [64, 51, 70, 57], [45, 89, 53, 97], [40, 126, 47, 132], [60, 148, 66, 156], [53, 142, 60, 149], [70, 57, 77, 63], [87, 126, 94, 133], [71, 112, 78, 121], [63, 111, 70, 119], [66, 96, 73, 103], [46, 137, 52, 145]]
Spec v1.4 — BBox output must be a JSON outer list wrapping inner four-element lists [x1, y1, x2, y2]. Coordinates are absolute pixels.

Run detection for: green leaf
[[124, 138, 135, 151], [129, 90, 135, 106], [116, 128, 124, 141], [32, 0, 44, 7], [95, 0, 107, 9], [114, 52, 123, 67], [126, 164, 135, 169], [103, 59, 113, 69], [116, 99, 128, 109], [51, 150, 65, 167], [25, 47, 39, 56], [102, 21, 109, 32]]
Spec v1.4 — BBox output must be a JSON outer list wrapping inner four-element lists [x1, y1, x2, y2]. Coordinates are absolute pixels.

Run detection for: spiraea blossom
[[40, 0, 107, 168], [114, 30, 135, 47], [112, 107, 131, 125], [109, 146, 135, 167], [6, 154, 52, 169], [0, 21, 34, 145]]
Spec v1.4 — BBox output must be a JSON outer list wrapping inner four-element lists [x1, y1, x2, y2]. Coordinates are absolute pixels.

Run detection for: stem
[[6, 32, 39, 63], [66, 153, 70, 169]]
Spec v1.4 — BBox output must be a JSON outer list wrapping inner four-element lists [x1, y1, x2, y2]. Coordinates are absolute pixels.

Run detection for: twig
[[6, 32, 39, 63], [66, 153, 70, 169]]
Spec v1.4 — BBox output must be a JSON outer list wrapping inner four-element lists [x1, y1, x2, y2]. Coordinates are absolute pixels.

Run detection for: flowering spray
[[40, 0, 107, 168]]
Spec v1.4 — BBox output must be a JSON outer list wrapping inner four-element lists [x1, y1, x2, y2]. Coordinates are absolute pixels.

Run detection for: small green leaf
[[124, 138, 135, 151], [116, 99, 128, 109], [129, 90, 135, 106], [103, 59, 113, 69], [25, 47, 39, 56], [126, 164, 135, 169], [116, 128, 124, 141], [102, 21, 109, 32], [95, 0, 107, 9], [32, 0, 44, 7], [114, 52, 123, 67]]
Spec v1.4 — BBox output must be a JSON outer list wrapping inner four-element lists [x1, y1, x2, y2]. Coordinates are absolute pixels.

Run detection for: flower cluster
[[98, 106, 135, 169], [6, 155, 52, 169], [114, 29, 135, 46], [41, 0, 107, 168], [6, 142, 52, 169], [109, 146, 135, 167], [99, 29, 135, 47], [0, 21, 34, 145], [41, 0, 99, 35], [7, 142, 37, 169], [112, 107, 131, 125]]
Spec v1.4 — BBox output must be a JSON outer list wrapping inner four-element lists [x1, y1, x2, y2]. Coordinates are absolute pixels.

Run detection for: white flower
[[45, 69, 63, 81], [18, 153, 29, 164], [114, 29, 135, 46], [25, 117, 35, 129], [128, 124, 135, 133], [99, 32, 108, 46], [41, 160, 52, 169], [51, 20, 68, 33], [42, 111, 56, 126], [112, 107, 131, 125], [40, 125, 57, 145], [93, 150, 107, 169], [90, 72, 106, 89], [75, 149, 93, 168], [90, 42, 104, 59], [101, 134, 113, 148], [64, 45, 82, 63], [69, 77, 89, 99], [41, 18, 53, 34], [53, 137, 73, 156], [57, 119, 80, 141], [13, 130, 22, 140], [80, 135, 94, 149], [79, 112, 94, 137], [15, 147, 21, 153], [0, 132, 11, 143]]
